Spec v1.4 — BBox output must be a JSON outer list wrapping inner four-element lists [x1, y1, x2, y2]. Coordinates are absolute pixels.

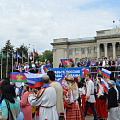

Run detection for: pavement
[[86, 115, 94, 120]]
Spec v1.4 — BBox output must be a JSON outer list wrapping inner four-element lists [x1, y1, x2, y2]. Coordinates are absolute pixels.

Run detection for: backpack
[[5, 99, 14, 120]]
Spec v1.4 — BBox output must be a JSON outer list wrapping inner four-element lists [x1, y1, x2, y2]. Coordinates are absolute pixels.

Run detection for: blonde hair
[[69, 82, 77, 90]]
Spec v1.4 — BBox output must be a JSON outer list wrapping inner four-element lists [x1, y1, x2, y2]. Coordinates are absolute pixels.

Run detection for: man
[[84, 57, 91, 67], [84, 74, 97, 120], [28, 75, 58, 120], [96, 58, 102, 66], [59, 61, 63, 68], [108, 58, 115, 78], [115, 57, 120, 78], [77, 59, 83, 67], [29, 61, 35, 73], [46, 60, 52, 69], [47, 71, 64, 118], [107, 80, 120, 120]]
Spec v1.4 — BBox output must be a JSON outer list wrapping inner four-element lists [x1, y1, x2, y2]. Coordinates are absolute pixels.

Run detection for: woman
[[0, 84, 19, 120], [64, 77, 81, 120], [19, 84, 32, 120]]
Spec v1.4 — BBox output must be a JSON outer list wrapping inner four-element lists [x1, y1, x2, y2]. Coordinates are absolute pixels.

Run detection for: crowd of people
[[0, 57, 120, 120]]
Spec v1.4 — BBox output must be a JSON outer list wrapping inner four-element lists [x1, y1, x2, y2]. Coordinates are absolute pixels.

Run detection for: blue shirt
[[41, 84, 49, 89]]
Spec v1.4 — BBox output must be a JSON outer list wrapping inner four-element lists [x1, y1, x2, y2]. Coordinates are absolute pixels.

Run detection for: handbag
[[5, 99, 14, 120]]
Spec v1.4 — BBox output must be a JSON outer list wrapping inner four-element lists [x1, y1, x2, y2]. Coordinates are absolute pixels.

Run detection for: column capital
[[52, 49, 56, 52], [112, 42, 116, 46]]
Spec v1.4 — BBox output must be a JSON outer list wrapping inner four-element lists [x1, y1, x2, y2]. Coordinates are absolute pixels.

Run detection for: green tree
[[0, 40, 14, 78], [39, 50, 53, 63]]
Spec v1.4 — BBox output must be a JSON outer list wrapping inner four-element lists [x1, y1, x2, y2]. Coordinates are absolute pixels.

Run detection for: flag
[[7, 53, 10, 59], [61, 59, 74, 68], [102, 68, 111, 79], [113, 20, 115, 23], [28, 54, 33, 60], [33, 49, 37, 56], [101, 78, 109, 93], [24, 73, 43, 88], [81, 68, 90, 77], [97, 67, 102, 76], [39, 66, 48, 74], [77, 76, 81, 82], [13, 53, 17, 59], [18, 53, 22, 59], [23, 53, 27, 59], [2, 52, 6, 59], [10, 72, 27, 82]]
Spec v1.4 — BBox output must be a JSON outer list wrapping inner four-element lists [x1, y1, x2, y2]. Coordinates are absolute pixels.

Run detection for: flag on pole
[[28, 54, 33, 60], [10, 72, 27, 82], [13, 53, 17, 59], [24, 73, 43, 88], [2, 52, 6, 59], [113, 20, 115, 23], [101, 78, 109, 93], [7, 53, 10, 59], [33, 49, 37, 56], [23, 53, 27, 59], [61, 59, 74, 68], [97, 67, 102, 76], [102, 68, 111, 79], [18, 53, 22, 59]]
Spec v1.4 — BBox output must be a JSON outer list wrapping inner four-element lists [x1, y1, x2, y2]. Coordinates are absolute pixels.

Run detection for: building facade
[[51, 27, 120, 68]]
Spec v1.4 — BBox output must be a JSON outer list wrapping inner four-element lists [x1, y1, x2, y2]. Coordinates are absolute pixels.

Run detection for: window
[[69, 49, 72, 54], [117, 56, 120, 59], [75, 58, 79, 65], [109, 46, 112, 51], [102, 56, 105, 61], [82, 48, 84, 54], [88, 57, 91, 61], [88, 48, 91, 53], [95, 57, 97, 62], [75, 48, 79, 54], [82, 58, 85, 63], [95, 47, 97, 53], [117, 45, 120, 51]]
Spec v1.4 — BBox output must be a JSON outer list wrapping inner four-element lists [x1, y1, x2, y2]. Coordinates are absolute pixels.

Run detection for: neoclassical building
[[51, 27, 120, 68]]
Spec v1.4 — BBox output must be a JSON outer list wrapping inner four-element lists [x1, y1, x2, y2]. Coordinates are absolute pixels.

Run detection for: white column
[[64, 48, 67, 59], [104, 43, 108, 58], [85, 47, 87, 57], [53, 49, 56, 68], [112, 42, 116, 59], [72, 48, 75, 61], [79, 47, 81, 59], [97, 43, 100, 58], [91, 47, 94, 58]]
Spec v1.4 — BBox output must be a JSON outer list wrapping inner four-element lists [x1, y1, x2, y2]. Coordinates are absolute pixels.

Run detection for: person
[[46, 60, 52, 69], [19, 84, 32, 120], [96, 58, 102, 66], [115, 57, 120, 78], [14, 62, 18, 72], [29, 61, 36, 73], [24, 62, 29, 72], [47, 71, 64, 117], [102, 57, 109, 67], [90, 58, 97, 79], [59, 62, 63, 68], [107, 80, 120, 120], [0, 84, 19, 120], [64, 77, 81, 120], [77, 59, 83, 67], [28, 75, 58, 120], [84, 57, 91, 67], [84, 74, 97, 120]]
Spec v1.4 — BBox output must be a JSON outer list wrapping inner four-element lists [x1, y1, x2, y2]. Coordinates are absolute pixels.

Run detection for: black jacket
[[107, 87, 118, 110]]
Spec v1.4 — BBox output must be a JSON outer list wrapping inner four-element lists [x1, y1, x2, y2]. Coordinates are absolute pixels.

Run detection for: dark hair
[[47, 71, 55, 81], [1, 84, 16, 103], [1, 80, 10, 92], [86, 74, 91, 79]]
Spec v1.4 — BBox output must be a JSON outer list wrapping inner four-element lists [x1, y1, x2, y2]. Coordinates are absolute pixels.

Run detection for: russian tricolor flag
[[101, 78, 109, 93], [102, 68, 111, 79], [33, 49, 37, 56], [24, 73, 43, 88]]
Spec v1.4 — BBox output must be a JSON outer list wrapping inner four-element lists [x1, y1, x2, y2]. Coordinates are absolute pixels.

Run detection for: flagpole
[[12, 51, 13, 72], [22, 51, 23, 63], [17, 51, 18, 64], [1, 51, 2, 79], [33, 45, 34, 63], [6, 51, 8, 78], [28, 44, 30, 65]]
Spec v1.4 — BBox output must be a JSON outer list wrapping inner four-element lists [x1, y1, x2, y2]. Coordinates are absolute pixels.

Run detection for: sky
[[0, 0, 120, 54]]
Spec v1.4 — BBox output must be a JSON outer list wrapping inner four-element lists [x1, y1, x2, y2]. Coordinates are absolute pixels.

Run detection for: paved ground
[[86, 115, 94, 120]]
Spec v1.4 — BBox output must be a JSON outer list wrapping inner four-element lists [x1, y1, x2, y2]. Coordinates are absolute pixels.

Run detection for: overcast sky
[[0, 0, 120, 54]]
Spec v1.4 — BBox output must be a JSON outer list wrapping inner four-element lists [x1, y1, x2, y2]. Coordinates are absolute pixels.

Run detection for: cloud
[[0, 0, 119, 54]]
